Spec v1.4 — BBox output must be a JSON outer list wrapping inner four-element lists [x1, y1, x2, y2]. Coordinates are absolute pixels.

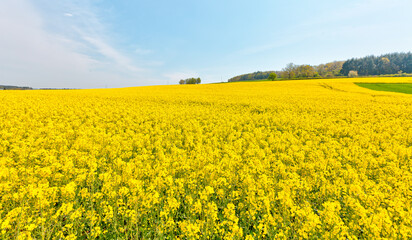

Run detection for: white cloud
[[82, 35, 144, 72], [0, 0, 154, 88]]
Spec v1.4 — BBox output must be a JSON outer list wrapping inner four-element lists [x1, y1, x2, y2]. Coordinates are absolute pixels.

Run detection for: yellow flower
[[0, 77, 411, 238]]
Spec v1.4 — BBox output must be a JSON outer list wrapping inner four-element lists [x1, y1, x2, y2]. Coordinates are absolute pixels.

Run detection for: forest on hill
[[228, 52, 412, 82], [341, 52, 412, 76]]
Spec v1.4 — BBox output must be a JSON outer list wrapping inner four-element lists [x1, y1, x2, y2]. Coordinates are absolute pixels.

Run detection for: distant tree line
[[279, 61, 345, 79], [179, 78, 201, 84], [228, 71, 276, 82], [228, 61, 344, 82], [227, 52, 412, 82], [0, 85, 32, 90], [340, 52, 412, 76]]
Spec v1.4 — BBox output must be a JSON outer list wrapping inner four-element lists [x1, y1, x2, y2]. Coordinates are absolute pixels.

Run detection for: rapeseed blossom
[[0, 78, 411, 239]]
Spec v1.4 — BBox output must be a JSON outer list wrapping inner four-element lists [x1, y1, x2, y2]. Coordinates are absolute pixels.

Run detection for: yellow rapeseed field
[[0, 78, 411, 239]]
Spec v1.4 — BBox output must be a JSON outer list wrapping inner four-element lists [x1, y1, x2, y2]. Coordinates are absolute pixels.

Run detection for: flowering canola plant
[[0, 78, 411, 239]]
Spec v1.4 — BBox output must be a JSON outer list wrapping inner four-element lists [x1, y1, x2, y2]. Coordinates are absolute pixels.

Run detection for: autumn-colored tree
[[282, 63, 297, 79], [348, 70, 358, 78]]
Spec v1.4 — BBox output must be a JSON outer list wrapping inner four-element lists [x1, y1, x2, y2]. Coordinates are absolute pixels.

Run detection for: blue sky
[[1, 0, 412, 88]]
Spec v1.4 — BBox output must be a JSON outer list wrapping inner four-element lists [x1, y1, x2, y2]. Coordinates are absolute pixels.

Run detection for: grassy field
[[354, 82, 412, 94], [0, 77, 411, 239]]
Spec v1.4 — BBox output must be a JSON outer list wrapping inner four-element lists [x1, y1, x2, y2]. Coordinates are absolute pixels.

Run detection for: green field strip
[[355, 83, 412, 94]]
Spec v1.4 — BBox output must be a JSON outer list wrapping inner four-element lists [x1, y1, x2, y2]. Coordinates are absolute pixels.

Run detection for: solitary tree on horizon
[[268, 72, 277, 81], [179, 77, 201, 84]]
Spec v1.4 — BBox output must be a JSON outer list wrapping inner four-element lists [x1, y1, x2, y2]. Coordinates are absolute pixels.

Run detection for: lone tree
[[268, 72, 277, 81], [179, 77, 201, 84]]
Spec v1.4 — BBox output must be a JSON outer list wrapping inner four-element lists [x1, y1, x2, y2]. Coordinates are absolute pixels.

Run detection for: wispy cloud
[[0, 0, 156, 88], [82, 35, 144, 72], [56, 1, 146, 74], [233, 0, 412, 60], [300, 0, 406, 28], [234, 31, 316, 56]]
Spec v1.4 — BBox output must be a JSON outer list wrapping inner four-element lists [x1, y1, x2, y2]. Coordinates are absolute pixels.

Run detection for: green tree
[[268, 73, 277, 81], [179, 77, 201, 84]]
